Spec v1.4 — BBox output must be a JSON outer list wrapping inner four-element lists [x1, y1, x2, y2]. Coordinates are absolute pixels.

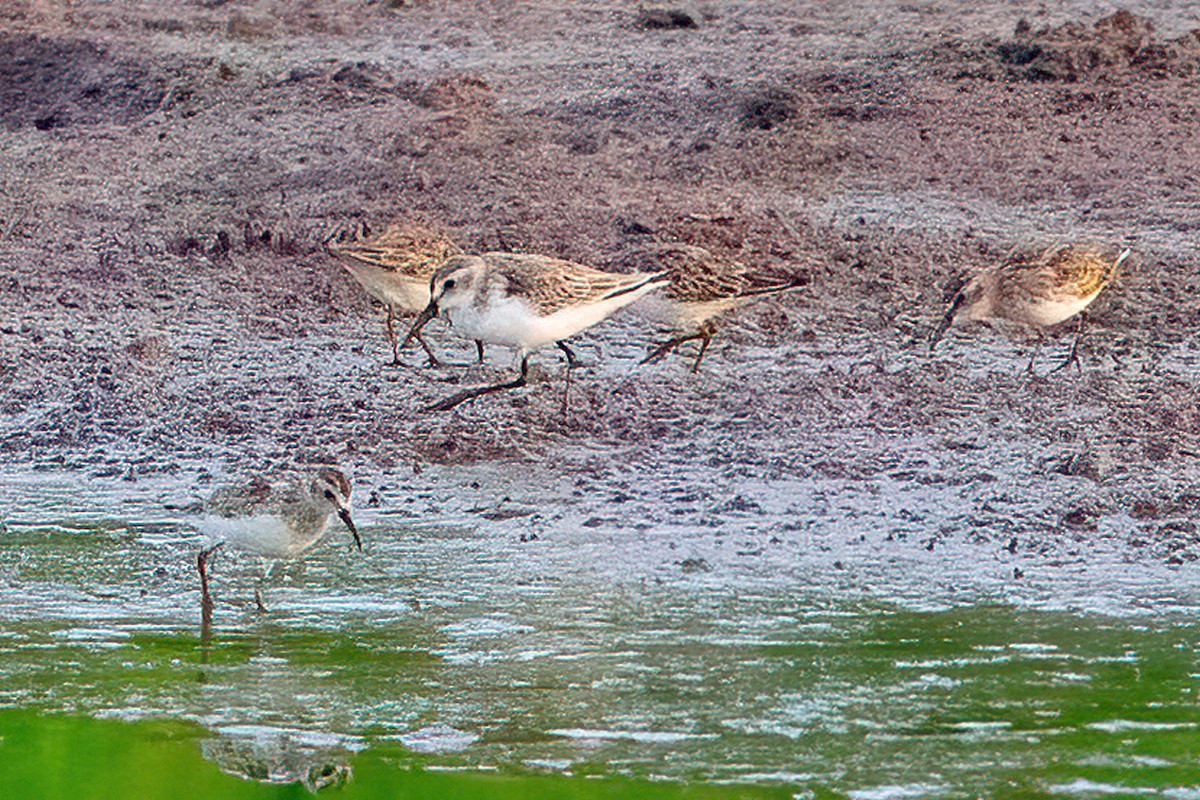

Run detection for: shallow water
[[3, 473, 1200, 798]]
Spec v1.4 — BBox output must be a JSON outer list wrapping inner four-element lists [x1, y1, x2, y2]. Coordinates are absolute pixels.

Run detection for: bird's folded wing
[[204, 475, 287, 518], [487, 252, 665, 315]]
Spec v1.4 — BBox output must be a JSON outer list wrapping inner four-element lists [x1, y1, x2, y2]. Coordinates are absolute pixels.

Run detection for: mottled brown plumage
[[618, 243, 757, 303], [328, 223, 461, 306], [610, 243, 809, 371], [203, 474, 275, 518], [327, 223, 464, 364], [464, 252, 669, 316], [930, 242, 1130, 372]]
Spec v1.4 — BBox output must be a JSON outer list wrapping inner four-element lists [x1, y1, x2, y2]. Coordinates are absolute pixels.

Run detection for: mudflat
[[3, 1, 1200, 592]]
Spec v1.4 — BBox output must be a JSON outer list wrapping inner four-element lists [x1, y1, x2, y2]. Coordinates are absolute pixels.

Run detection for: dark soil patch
[[0, 34, 167, 130]]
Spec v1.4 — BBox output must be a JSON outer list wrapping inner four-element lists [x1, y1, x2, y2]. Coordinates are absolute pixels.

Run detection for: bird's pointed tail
[[736, 273, 810, 299]]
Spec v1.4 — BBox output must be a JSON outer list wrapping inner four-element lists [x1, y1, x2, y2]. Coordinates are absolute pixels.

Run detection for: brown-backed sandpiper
[[930, 242, 1130, 372]]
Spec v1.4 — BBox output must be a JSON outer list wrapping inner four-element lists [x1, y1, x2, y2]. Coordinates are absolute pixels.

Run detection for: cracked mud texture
[[3, 0, 1200, 592]]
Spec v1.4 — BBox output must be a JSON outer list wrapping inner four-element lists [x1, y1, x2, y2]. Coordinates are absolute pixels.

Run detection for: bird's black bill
[[339, 509, 362, 550], [1111, 248, 1132, 277], [929, 290, 966, 352], [401, 301, 438, 351], [928, 314, 953, 352]]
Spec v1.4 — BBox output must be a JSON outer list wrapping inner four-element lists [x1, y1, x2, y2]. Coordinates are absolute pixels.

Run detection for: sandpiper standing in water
[[327, 223, 483, 365], [611, 242, 809, 372], [929, 242, 1130, 372], [197, 467, 361, 614], [403, 252, 669, 410]]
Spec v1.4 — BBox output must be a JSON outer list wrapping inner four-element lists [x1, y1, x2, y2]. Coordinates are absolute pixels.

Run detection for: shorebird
[[929, 242, 1130, 372], [402, 252, 669, 411], [327, 223, 484, 365], [610, 243, 809, 372], [197, 468, 361, 613]]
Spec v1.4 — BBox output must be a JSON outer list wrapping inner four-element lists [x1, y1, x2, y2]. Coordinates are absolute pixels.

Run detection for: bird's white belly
[[341, 264, 430, 312], [447, 285, 663, 352], [1023, 293, 1097, 327], [630, 295, 732, 332], [532, 301, 626, 347], [201, 515, 329, 560], [446, 297, 532, 348], [446, 298, 581, 352]]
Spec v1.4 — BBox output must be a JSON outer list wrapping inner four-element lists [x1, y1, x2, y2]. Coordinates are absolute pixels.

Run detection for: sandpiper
[[611, 243, 809, 372], [197, 467, 361, 612], [327, 223, 484, 365], [929, 242, 1130, 372], [403, 252, 669, 410]]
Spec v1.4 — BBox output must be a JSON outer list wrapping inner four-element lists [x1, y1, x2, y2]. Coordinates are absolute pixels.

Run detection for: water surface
[[2, 483, 1199, 798]]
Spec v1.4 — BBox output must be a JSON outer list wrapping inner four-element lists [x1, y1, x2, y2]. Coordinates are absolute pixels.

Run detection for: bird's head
[[310, 468, 361, 550], [401, 255, 487, 347]]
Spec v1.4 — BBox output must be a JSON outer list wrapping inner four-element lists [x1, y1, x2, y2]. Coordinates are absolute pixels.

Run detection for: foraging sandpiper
[[403, 251, 669, 410], [930, 242, 1130, 372], [197, 467, 361, 612], [327, 222, 484, 365], [611, 242, 809, 372]]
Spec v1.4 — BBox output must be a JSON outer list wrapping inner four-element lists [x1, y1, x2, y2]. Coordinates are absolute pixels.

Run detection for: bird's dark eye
[[324, 490, 335, 500], [444, 278, 456, 290]]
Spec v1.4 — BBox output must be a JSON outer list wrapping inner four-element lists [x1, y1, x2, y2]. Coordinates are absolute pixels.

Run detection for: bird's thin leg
[[1049, 313, 1087, 375], [387, 303, 442, 367], [929, 291, 966, 353], [690, 331, 715, 373], [416, 332, 442, 368], [561, 353, 576, 416], [425, 355, 531, 412], [555, 341, 579, 367], [641, 332, 705, 366], [200, 602, 213, 643], [384, 306, 401, 366], [254, 559, 276, 613], [197, 544, 222, 610], [1025, 334, 1045, 375], [475, 340, 486, 364]]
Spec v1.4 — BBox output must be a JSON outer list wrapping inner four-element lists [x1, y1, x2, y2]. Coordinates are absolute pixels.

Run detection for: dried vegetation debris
[[1123, 490, 1200, 565], [636, 8, 698, 31]]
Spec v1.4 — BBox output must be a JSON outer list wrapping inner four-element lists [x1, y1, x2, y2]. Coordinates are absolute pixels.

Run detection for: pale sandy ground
[[3, 1, 1200, 606]]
